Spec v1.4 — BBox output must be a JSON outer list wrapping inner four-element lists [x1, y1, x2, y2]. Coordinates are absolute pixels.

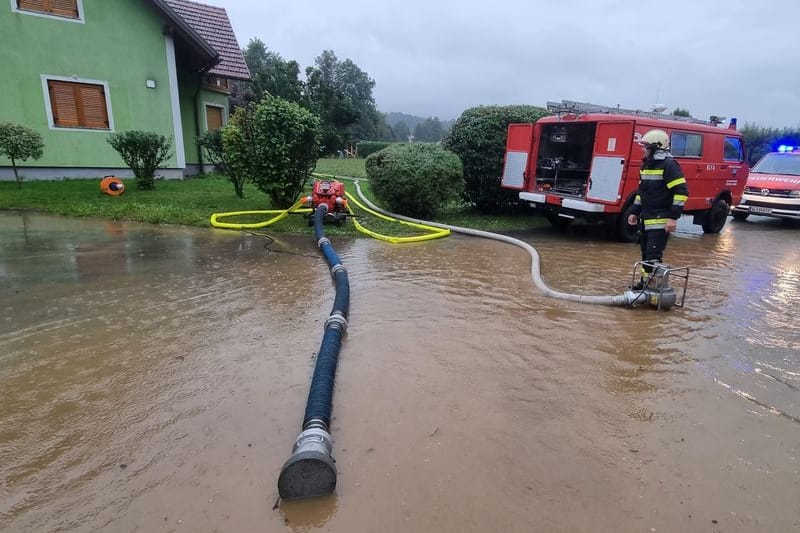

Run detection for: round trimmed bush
[[365, 143, 463, 219], [442, 105, 548, 213]]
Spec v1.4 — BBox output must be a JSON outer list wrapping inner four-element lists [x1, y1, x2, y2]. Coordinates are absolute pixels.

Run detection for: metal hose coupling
[[324, 311, 348, 333], [317, 237, 331, 249], [278, 419, 336, 500]]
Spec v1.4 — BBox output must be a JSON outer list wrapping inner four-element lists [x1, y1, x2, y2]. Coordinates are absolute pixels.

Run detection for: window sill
[[50, 125, 112, 132]]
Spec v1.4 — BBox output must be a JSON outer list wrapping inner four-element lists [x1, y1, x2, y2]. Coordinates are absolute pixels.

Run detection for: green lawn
[[0, 158, 545, 235], [314, 157, 368, 179]]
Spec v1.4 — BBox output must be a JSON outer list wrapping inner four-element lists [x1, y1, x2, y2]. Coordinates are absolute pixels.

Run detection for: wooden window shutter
[[47, 80, 109, 129], [206, 106, 223, 131], [49, 81, 80, 127], [18, 0, 48, 12], [78, 85, 109, 129], [18, 0, 79, 18], [51, 0, 79, 18]]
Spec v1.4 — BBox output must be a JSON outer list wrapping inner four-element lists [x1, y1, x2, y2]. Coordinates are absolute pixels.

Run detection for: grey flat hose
[[352, 180, 629, 306]]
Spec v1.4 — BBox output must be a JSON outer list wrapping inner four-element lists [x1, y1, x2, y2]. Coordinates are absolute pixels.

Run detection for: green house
[[0, 0, 251, 180]]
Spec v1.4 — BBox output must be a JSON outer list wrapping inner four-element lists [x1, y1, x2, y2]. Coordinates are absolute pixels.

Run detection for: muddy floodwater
[[0, 211, 798, 533]]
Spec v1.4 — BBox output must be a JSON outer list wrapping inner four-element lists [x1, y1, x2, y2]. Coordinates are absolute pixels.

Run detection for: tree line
[[238, 39, 450, 154], [740, 123, 800, 166], [671, 108, 799, 166]]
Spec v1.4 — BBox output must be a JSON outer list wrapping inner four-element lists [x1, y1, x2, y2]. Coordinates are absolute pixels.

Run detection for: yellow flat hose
[[311, 172, 450, 243], [210, 199, 311, 229], [345, 192, 449, 243]]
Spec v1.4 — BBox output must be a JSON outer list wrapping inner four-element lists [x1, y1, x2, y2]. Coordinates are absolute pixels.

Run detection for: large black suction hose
[[278, 204, 350, 500], [352, 181, 636, 306]]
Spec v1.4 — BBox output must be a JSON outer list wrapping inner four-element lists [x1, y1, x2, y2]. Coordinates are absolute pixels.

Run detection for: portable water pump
[[623, 261, 689, 311], [302, 180, 348, 226]]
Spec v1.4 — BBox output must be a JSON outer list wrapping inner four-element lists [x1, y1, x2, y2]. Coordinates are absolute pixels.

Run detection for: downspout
[[194, 81, 204, 173]]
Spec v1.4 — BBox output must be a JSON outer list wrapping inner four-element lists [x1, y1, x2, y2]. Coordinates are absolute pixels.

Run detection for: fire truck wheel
[[615, 204, 639, 243], [702, 198, 729, 234]]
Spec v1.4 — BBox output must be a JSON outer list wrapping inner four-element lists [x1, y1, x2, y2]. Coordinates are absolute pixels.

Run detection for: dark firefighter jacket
[[630, 155, 689, 228]]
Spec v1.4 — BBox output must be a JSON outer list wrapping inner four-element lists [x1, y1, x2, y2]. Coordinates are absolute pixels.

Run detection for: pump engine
[[624, 261, 689, 311], [303, 180, 349, 225]]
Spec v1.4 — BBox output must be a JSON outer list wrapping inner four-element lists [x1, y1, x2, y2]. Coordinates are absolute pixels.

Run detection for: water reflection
[[1, 212, 799, 532], [279, 496, 338, 532]]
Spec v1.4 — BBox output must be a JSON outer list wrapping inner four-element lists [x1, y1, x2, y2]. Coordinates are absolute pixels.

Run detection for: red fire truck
[[500, 101, 748, 241]]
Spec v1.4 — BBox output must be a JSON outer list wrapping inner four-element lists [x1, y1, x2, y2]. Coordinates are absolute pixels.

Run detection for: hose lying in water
[[351, 180, 635, 307], [278, 204, 349, 500]]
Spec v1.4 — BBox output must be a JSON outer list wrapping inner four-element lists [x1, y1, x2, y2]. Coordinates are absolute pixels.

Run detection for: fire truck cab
[[501, 101, 748, 241]]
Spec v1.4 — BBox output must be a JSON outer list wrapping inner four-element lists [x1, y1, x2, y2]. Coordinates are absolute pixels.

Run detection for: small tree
[[671, 107, 691, 117], [107, 131, 172, 190], [0, 122, 44, 189], [198, 129, 245, 198], [443, 105, 548, 213], [223, 95, 320, 206], [366, 143, 463, 218]]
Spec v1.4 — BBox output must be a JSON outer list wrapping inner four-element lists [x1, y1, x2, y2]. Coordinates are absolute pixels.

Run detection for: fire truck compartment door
[[587, 156, 625, 202], [501, 123, 534, 189], [587, 121, 633, 202]]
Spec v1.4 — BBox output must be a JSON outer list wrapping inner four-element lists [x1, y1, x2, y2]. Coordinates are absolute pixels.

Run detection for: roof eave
[[148, 0, 220, 72]]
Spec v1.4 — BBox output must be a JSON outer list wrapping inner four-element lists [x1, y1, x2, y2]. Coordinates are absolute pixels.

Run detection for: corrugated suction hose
[[278, 204, 349, 500]]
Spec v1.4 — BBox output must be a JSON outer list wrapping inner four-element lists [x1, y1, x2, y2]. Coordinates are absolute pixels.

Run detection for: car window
[[724, 137, 743, 161], [751, 153, 800, 176], [671, 132, 702, 158]]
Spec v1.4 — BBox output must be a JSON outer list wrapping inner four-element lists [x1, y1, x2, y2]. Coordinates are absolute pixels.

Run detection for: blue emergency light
[[778, 145, 795, 153]]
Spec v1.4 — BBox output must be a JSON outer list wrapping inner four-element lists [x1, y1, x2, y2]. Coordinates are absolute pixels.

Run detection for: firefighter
[[627, 129, 689, 290]]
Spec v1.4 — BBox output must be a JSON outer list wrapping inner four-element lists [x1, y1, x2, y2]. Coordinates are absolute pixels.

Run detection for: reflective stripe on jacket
[[630, 156, 689, 221]]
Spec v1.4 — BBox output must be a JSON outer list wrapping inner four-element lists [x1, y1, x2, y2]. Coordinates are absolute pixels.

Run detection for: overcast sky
[[221, 0, 799, 127]]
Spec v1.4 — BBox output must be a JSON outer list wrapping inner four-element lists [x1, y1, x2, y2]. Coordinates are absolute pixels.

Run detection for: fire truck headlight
[[789, 190, 800, 198]]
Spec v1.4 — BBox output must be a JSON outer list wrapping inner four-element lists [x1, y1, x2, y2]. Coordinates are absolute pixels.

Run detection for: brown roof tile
[[165, 0, 251, 81]]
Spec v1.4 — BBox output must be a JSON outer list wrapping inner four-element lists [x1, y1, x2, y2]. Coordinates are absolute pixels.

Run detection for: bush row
[[356, 141, 393, 158]]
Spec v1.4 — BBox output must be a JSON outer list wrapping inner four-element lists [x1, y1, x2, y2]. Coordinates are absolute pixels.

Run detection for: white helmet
[[640, 129, 670, 150]]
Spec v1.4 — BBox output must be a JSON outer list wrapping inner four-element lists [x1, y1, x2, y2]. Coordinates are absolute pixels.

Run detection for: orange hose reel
[[100, 176, 125, 196]]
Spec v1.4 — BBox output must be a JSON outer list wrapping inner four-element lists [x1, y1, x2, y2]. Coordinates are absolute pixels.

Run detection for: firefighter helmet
[[640, 129, 670, 150]]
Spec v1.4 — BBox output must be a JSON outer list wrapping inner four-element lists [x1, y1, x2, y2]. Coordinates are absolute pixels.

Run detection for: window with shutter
[[47, 80, 110, 130], [17, 0, 79, 19], [206, 106, 224, 131]]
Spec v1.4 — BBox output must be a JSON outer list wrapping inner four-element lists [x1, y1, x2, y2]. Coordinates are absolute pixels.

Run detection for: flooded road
[[0, 211, 798, 533]]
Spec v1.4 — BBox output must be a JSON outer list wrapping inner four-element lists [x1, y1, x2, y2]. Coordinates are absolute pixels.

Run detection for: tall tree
[[304, 63, 358, 154], [305, 50, 384, 149], [242, 38, 303, 104]]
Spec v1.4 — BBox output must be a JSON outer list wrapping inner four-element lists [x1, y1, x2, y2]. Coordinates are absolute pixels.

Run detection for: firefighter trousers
[[639, 228, 669, 273]]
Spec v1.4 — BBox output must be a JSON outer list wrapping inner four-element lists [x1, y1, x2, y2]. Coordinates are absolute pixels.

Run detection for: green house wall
[[0, 0, 230, 174], [178, 72, 230, 166]]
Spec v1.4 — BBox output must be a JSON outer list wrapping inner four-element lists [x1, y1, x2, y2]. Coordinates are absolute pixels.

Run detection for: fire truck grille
[[744, 186, 794, 197]]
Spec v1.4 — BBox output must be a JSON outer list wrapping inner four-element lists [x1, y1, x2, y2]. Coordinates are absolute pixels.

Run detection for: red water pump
[[302, 180, 349, 226]]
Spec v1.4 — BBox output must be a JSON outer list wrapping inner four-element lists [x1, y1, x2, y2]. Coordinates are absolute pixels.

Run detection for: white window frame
[[10, 0, 85, 24], [203, 102, 228, 131], [41, 74, 115, 132]]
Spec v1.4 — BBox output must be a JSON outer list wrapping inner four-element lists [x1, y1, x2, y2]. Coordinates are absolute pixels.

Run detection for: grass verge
[[0, 158, 546, 235]]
